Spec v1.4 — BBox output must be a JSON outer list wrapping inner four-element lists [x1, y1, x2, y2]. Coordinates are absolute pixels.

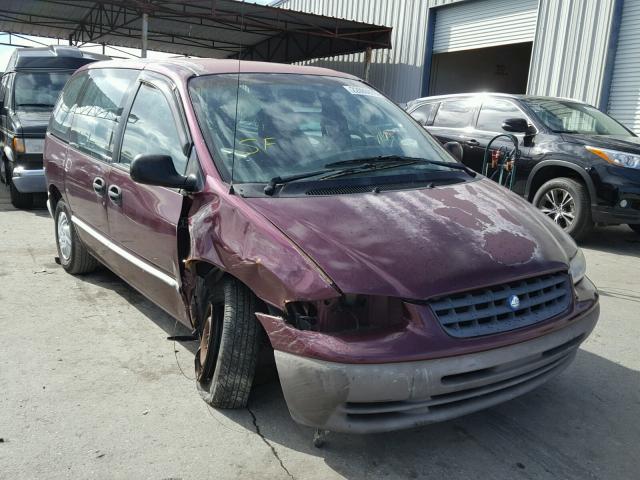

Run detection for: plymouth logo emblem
[[508, 294, 520, 310]]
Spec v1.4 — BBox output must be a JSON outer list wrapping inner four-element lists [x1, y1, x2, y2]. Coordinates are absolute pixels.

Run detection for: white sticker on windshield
[[343, 85, 384, 98]]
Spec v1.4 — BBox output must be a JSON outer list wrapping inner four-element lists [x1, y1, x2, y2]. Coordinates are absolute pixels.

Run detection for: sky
[[0, 0, 276, 71]]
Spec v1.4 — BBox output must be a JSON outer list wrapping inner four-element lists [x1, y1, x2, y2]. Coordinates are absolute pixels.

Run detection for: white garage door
[[608, 0, 640, 134], [433, 0, 539, 54]]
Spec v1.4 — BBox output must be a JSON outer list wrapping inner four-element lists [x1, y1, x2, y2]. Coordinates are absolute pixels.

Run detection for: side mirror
[[443, 141, 463, 162], [502, 117, 534, 134], [130, 154, 197, 191]]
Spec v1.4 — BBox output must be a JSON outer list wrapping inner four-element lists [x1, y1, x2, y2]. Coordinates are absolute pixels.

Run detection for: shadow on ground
[[581, 225, 640, 258], [76, 266, 639, 480]]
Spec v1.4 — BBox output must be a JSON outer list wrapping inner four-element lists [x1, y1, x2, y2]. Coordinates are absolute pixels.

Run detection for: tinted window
[[476, 99, 524, 132], [411, 103, 437, 126], [49, 73, 86, 142], [71, 69, 137, 161], [119, 83, 187, 174], [433, 99, 475, 128], [14, 72, 71, 109]]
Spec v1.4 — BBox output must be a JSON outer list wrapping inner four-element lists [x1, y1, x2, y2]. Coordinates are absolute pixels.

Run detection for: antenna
[[229, 0, 244, 195]]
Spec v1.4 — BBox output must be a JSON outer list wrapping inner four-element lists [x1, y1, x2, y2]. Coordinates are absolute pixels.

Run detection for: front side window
[[433, 99, 476, 128], [71, 69, 138, 160], [189, 74, 458, 184], [14, 72, 72, 109], [523, 99, 631, 135], [476, 99, 525, 132], [119, 83, 187, 174], [49, 73, 86, 142]]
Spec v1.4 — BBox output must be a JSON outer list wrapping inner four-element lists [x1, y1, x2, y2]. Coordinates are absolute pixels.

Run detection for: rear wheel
[[54, 200, 99, 274], [629, 224, 640, 234], [533, 178, 592, 240], [195, 276, 261, 409]]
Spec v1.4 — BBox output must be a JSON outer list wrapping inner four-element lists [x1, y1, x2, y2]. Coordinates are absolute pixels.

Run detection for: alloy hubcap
[[539, 188, 576, 229], [57, 212, 72, 260], [195, 303, 222, 383]]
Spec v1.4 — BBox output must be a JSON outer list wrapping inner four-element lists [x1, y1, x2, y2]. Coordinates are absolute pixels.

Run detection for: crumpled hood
[[562, 133, 640, 152], [245, 179, 573, 300], [14, 110, 51, 135]]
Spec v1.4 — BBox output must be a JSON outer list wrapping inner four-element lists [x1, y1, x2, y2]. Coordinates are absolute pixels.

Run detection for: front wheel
[[629, 224, 640, 234], [533, 178, 593, 240], [195, 276, 261, 409], [54, 200, 99, 274]]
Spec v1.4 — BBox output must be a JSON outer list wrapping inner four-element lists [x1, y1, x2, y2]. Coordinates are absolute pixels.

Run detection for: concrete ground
[[0, 185, 638, 480]]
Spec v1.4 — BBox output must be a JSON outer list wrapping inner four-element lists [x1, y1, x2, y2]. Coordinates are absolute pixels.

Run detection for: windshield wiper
[[263, 169, 332, 195], [324, 155, 476, 178], [16, 103, 55, 108]]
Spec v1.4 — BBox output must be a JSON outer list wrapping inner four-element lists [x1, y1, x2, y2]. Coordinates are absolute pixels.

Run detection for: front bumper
[[275, 290, 599, 434], [12, 167, 46, 193]]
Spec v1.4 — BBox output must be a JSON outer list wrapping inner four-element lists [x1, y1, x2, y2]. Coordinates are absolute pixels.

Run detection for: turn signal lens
[[12, 137, 25, 154], [586, 146, 640, 169]]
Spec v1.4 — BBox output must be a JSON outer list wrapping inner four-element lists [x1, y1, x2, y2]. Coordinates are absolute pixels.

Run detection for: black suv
[[406, 93, 640, 239], [0, 46, 107, 208]]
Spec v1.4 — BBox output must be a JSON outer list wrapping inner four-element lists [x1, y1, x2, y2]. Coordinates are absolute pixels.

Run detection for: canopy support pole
[[141, 12, 149, 58], [363, 47, 372, 81]]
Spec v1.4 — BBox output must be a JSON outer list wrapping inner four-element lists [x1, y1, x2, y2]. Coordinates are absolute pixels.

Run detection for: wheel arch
[[526, 160, 596, 204]]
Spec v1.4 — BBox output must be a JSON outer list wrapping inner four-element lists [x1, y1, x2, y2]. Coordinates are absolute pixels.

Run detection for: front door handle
[[108, 185, 122, 203], [465, 139, 480, 146], [92, 177, 105, 194]]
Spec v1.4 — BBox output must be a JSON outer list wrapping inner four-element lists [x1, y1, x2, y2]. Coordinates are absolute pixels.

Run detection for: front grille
[[429, 272, 572, 338]]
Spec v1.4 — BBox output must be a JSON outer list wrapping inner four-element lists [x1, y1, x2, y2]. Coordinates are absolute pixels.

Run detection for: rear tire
[[195, 276, 261, 409], [629, 224, 640, 234], [54, 200, 98, 274], [533, 177, 592, 240]]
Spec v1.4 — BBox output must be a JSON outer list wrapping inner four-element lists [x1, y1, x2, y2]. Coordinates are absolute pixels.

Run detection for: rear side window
[[70, 69, 138, 161], [433, 99, 475, 128], [49, 73, 86, 142], [476, 99, 523, 132], [411, 103, 437, 126], [119, 83, 188, 174]]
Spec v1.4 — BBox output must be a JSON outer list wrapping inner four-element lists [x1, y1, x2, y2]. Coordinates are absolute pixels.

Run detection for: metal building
[[275, 0, 639, 133]]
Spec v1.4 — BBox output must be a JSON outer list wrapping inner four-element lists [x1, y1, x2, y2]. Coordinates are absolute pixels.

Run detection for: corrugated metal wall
[[278, 0, 616, 107], [433, 0, 538, 53], [526, 0, 616, 107], [276, 0, 462, 103], [607, 0, 640, 133]]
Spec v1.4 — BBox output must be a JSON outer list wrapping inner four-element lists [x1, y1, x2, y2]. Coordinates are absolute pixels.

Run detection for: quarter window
[[119, 83, 187, 174], [476, 99, 524, 132], [433, 99, 475, 128], [411, 103, 437, 126], [70, 69, 137, 160], [49, 73, 86, 142]]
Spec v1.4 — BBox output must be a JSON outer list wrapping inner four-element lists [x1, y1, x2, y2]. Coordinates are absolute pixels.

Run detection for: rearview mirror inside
[[130, 154, 197, 191]]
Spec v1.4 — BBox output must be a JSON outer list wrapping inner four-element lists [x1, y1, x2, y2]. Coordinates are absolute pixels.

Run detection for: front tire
[[54, 200, 98, 274], [195, 276, 261, 409], [533, 178, 592, 240], [9, 174, 33, 209]]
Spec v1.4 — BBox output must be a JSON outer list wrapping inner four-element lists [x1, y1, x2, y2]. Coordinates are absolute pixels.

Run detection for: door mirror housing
[[502, 117, 534, 134], [130, 154, 198, 191], [443, 141, 464, 162]]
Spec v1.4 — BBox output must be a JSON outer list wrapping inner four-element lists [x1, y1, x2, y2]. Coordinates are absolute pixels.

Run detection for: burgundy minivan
[[44, 59, 599, 434]]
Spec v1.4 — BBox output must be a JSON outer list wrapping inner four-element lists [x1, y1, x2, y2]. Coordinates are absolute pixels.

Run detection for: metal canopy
[[0, 0, 392, 62]]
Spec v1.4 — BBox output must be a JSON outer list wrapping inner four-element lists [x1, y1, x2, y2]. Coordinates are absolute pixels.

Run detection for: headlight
[[569, 248, 586, 284], [11, 137, 44, 154], [586, 146, 640, 169]]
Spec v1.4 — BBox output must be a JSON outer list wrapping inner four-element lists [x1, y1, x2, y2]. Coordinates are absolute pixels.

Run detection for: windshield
[[14, 71, 72, 109], [189, 74, 457, 183], [523, 98, 631, 135]]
